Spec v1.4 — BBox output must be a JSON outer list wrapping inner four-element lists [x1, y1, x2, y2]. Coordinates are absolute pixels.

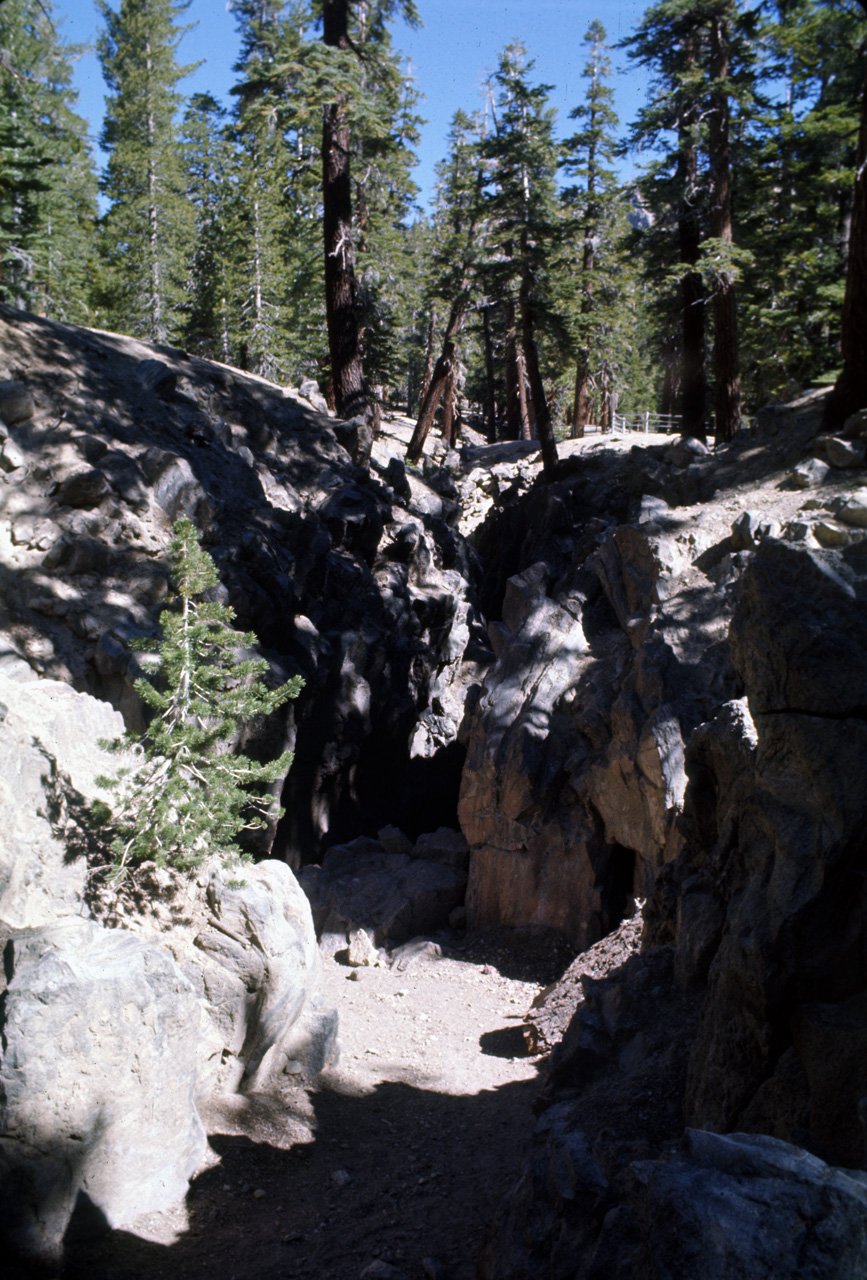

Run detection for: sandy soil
[[59, 928, 576, 1280]]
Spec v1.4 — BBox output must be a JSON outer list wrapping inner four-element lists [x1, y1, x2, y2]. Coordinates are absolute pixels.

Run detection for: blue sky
[[59, 0, 650, 211]]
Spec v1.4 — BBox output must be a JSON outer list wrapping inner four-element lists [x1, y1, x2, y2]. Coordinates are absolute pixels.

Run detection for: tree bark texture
[[321, 0, 369, 426], [520, 257, 559, 478], [418, 305, 437, 410], [482, 306, 497, 441], [708, 8, 741, 443], [824, 22, 867, 429], [504, 299, 523, 440], [441, 368, 457, 448]]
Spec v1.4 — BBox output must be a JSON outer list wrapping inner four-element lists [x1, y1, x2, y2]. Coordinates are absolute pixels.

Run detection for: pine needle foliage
[[95, 518, 304, 877]]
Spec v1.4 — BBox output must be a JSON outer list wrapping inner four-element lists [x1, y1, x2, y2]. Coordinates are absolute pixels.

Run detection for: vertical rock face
[[670, 540, 867, 1163], [458, 465, 738, 950]]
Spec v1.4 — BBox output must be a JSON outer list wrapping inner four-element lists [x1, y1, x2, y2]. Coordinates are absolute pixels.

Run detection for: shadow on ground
[[59, 1069, 544, 1280]]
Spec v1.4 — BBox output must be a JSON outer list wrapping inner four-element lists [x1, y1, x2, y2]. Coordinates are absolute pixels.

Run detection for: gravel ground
[[58, 928, 577, 1280]]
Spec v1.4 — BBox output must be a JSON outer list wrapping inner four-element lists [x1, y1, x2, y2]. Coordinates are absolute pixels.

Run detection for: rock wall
[[0, 306, 486, 864], [459, 447, 737, 949], [479, 399, 867, 1277]]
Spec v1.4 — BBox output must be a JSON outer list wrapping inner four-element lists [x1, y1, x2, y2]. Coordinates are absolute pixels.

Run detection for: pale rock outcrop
[[0, 917, 207, 1264], [0, 672, 124, 927], [0, 668, 335, 1263]]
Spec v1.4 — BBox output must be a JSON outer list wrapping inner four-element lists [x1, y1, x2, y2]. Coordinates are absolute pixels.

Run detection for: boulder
[[0, 380, 34, 425], [298, 835, 466, 950], [826, 436, 867, 468], [0, 917, 207, 1264], [626, 1131, 867, 1280], [54, 466, 109, 509], [482, 1122, 867, 1280]]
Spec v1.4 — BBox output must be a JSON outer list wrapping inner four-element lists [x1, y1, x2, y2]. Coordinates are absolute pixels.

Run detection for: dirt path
[[61, 929, 575, 1280]]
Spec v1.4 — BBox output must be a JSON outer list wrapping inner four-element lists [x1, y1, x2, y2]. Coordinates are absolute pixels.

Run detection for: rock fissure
[[3, 312, 867, 1276]]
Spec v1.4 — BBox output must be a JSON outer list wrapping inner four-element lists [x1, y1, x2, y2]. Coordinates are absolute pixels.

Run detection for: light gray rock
[[0, 917, 207, 1264], [412, 826, 470, 871], [54, 466, 109, 508], [730, 509, 762, 550], [361, 1261, 411, 1280], [789, 457, 830, 489], [826, 436, 867, 468], [0, 437, 26, 471], [0, 674, 125, 928], [347, 927, 382, 967], [838, 488, 867, 527], [377, 824, 414, 856], [135, 358, 177, 397], [184, 859, 330, 1092], [299, 841, 466, 948], [843, 409, 867, 440]]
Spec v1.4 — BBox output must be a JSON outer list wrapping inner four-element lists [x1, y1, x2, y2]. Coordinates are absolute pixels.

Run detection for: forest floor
[[58, 927, 579, 1280]]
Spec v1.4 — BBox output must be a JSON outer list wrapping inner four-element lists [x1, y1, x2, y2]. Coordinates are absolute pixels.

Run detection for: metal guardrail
[[611, 412, 681, 434]]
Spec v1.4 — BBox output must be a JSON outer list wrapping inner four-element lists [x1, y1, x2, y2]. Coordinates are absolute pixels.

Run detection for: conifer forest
[[2, 0, 866, 444]]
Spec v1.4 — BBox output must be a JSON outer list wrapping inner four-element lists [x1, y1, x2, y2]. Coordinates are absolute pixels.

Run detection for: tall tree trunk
[[441, 367, 458, 448], [418, 305, 437, 410], [677, 30, 706, 439], [406, 297, 465, 462], [571, 233, 595, 438], [708, 7, 741, 443], [482, 305, 497, 441], [321, 0, 369, 430], [824, 18, 867, 430], [502, 298, 525, 440], [520, 259, 559, 478]]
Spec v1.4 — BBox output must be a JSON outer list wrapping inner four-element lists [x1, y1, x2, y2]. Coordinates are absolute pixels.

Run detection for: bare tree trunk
[[515, 340, 532, 441], [708, 7, 741, 443], [504, 300, 522, 440], [406, 298, 465, 462], [572, 354, 590, 438], [520, 267, 559, 477], [824, 20, 867, 430], [482, 305, 497, 441], [321, 0, 370, 433], [419, 305, 437, 410], [441, 367, 457, 448]]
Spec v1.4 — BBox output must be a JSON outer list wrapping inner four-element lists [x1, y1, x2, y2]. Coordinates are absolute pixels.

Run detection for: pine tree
[[0, 0, 98, 319], [180, 92, 234, 360], [95, 518, 304, 876], [737, 0, 865, 405], [406, 107, 484, 461], [561, 21, 625, 435], [226, 0, 297, 379], [97, 0, 197, 342], [624, 0, 756, 439], [314, 0, 420, 436], [823, 0, 867, 427], [479, 43, 562, 474]]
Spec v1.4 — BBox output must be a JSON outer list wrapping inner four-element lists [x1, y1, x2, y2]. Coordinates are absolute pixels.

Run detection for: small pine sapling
[[94, 517, 304, 877]]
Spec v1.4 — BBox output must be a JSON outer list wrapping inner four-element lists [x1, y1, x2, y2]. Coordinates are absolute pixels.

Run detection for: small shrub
[[95, 517, 304, 877]]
